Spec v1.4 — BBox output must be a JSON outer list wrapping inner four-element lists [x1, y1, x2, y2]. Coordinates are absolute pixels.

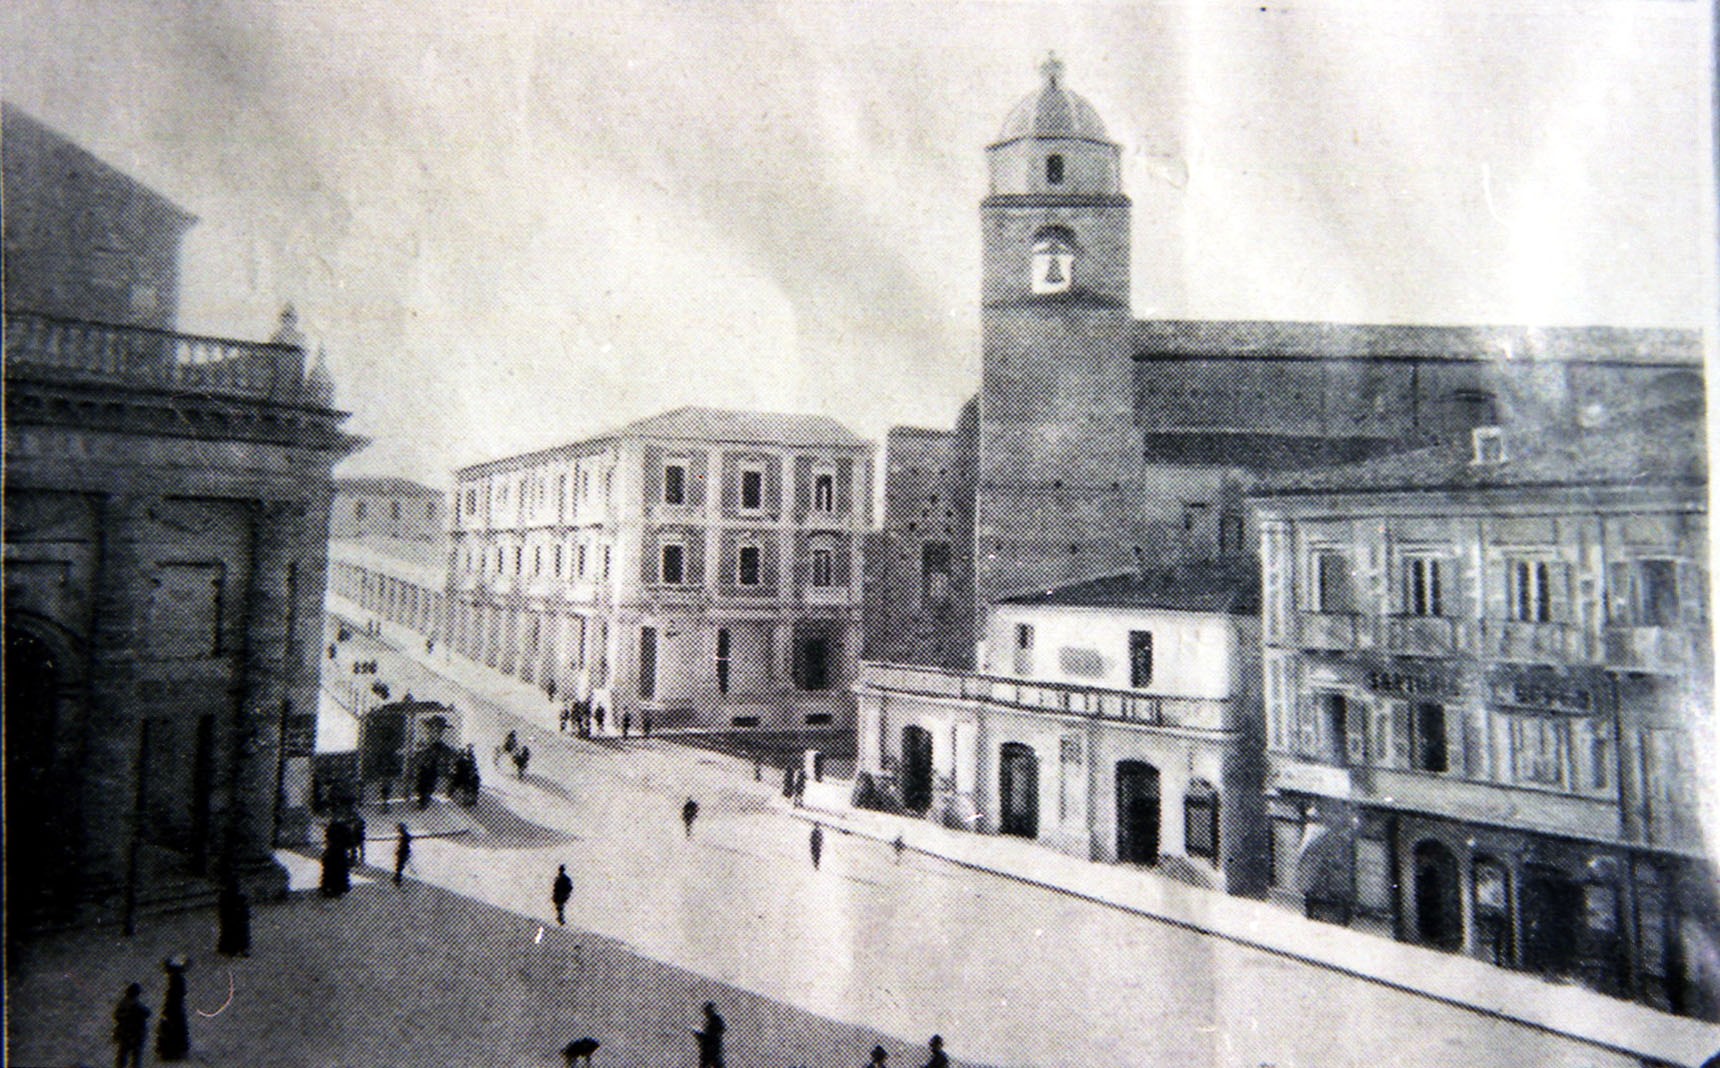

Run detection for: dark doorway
[[1414, 840, 1462, 951], [5, 627, 77, 921], [1473, 857, 1514, 966], [639, 627, 657, 699], [901, 725, 934, 813], [1522, 865, 1584, 979], [998, 742, 1038, 838], [1116, 761, 1161, 865]]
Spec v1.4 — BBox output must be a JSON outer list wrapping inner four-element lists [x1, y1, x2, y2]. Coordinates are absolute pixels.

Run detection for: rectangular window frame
[[1128, 630, 1154, 689], [1312, 549, 1355, 614], [1400, 554, 1446, 617], [1509, 559, 1554, 623], [813, 471, 835, 513], [810, 547, 834, 587], [663, 463, 687, 506], [737, 543, 761, 586], [660, 542, 686, 585], [739, 466, 765, 511]]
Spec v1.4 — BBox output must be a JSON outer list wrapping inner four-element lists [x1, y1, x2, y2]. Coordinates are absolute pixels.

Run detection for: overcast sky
[[5, 0, 1713, 485]]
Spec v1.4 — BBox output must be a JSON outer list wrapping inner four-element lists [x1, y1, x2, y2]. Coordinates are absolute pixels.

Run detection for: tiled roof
[[1131, 319, 1701, 364], [335, 476, 443, 497], [614, 406, 868, 448], [1255, 413, 1705, 496], [998, 562, 1260, 615]]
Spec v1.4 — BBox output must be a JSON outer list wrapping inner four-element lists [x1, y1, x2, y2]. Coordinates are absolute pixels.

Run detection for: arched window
[[1184, 779, 1219, 860], [1046, 154, 1065, 184]]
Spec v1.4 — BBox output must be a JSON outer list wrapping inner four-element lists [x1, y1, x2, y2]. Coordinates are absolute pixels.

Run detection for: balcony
[[1605, 626, 1696, 674], [1297, 612, 1361, 651], [1385, 615, 1456, 657], [1481, 619, 1583, 663], [856, 661, 1235, 731], [6, 310, 320, 406]]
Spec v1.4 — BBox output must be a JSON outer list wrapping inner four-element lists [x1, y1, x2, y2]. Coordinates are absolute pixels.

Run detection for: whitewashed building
[[856, 564, 1267, 895]]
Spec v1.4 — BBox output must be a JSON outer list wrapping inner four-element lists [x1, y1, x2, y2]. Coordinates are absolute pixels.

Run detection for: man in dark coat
[[155, 957, 191, 1061], [112, 982, 150, 1068], [320, 821, 351, 897], [682, 798, 699, 838], [810, 823, 824, 870], [695, 1001, 726, 1068], [920, 1035, 948, 1068], [552, 864, 573, 925], [393, 823, 412, 886]]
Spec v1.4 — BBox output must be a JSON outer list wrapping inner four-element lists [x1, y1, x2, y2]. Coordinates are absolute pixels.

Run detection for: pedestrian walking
[[621, 712, 631, 738], [552, 864, 573, 926], [793, 767, 807, 807], [319, 823, 351, 898], [782, 765, 796, 800], [868, 1046, 889, 1067], [682, 797, 699, 838], [514, 744, 532, 779], [919, 1035, 948, 1068], [155, 957, 191, 1062], [350, 812, 367, 864], [393, 823, 412, 887], [893, 834, 906, 864], [809, 823, 824, 869], [112, 982, 150, 1068], [216, 875, 251, 957], [694, 1001, 726, 1068], [505, 729, 519, 754], [594, 705, 606, 733]]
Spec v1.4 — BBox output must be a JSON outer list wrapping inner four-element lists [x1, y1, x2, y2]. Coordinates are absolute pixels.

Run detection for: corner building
[[449, 407, 872, 732], [1251, 413, 1717, 1018], [4, 108, 358, 926]]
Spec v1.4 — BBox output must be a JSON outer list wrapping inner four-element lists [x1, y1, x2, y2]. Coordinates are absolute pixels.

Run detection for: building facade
[[448, 407, 872, 732], [1251, 415, 1717, 1017], [330, 476, 445, 541], [4, 109, 357, 927], [857, 566, 1267, 896]]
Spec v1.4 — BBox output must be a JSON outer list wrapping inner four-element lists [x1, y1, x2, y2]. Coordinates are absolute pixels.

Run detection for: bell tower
[[975, 56, 1145, 613]]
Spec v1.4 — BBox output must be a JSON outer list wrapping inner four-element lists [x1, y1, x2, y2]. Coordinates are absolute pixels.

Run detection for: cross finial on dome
[[1040, 52, 1064, 89]]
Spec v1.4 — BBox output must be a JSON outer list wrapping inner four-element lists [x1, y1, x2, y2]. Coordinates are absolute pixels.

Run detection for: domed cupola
[[986, 54, 1122, 198], [996, 54, 1111, 143]]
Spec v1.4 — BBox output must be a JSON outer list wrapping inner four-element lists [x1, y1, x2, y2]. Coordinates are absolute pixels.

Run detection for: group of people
[[783, 765, 808, 806], [111, 958, 193, 1066], [498, 729, 533, 779], [318, 811, 368, 897], [559, 699, 607, 737]]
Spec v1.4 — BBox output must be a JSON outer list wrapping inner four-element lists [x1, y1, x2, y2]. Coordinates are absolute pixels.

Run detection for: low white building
[[856, 564, 1267, 896]]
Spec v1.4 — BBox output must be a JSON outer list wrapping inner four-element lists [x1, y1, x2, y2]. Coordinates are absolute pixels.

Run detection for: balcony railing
[[5, 310, 317, 405], [1385, 615, 1456, 656], [1297, 612, 1360, 651], [857, 660, 1234, 731], [1481, 619, 1582, 663]]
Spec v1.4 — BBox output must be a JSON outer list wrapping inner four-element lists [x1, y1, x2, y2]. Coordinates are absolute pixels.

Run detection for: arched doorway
[[1414, 840, 1462, 951], [901, 725, 934, 814], [1116, 761, 1161, 865], [998, 743, 1038, 838], [5, 626, 80, 922]]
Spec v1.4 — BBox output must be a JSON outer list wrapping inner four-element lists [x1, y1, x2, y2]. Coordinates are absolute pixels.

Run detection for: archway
[[1414, 839, 1463, 951], [5, 626, 80, 922], [1116, 761, 1161, 865], [998, 742, 1039, 838], [901, 725, 934, 814]]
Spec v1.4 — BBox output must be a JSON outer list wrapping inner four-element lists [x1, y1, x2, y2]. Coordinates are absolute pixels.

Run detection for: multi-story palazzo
[[1251, 410, 1716, 1017], [4, 107, 357, 926], [329, 476, 445, 541], [448, 407, 872, 733]]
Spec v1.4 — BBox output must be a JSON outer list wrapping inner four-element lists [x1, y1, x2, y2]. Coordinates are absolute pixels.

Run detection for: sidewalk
[[787, 786, 1720, 1068]]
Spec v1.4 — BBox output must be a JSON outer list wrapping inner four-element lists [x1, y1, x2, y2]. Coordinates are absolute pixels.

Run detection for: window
[[664, 464, 686, 505], [1013, 622, 1034, 675], [533, 546, 542, 575], [1220, 512, 1245, 555], [716, 628, 731, 693], [1046, 154, 1064, 184], [1314, 550, 1355, 613], [1129, 630, 1154, 688], [921, 541, 952, 606], [514, 547, 522, 575], [661, 543, 685, 585], [811, 548, 834, 587], [1509, 560, 1553, 623], [577, 544, 587, 578], [1184, 781, 1219, 860], [738, 544, 761, 585], [1402, 556, 1444, 617], [741, 469, 764, 510], [1614, 559, 1682, 627], [813, 473, 834, 512], [1508, 715, 1565, 786], [1031, 228, 1075, 295], [553, 544, 563, 577], [602, 546, 611, 580], [1412, 702, 1448, 773]]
